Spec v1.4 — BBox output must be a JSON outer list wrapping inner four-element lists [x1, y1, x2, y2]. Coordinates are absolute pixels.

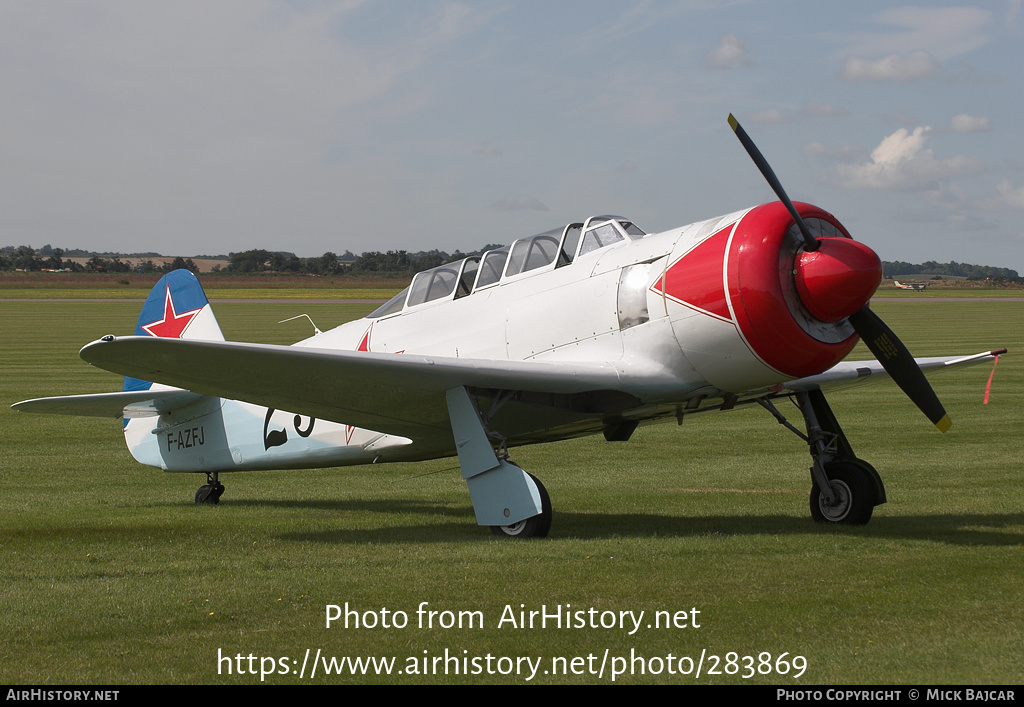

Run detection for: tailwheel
[[490, 473, 552, 539], [195, 473, 225, 505], [810, 460, 876, 525]]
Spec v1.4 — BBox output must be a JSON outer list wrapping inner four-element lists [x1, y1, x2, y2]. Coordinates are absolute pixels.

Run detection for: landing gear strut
[[445, 386, 552, 538], [796, 390, 884, 525], [761, 390, 885, 525], [195, 472, 225, 505]]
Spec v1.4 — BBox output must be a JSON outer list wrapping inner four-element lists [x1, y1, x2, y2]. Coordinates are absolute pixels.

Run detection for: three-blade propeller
[[727, 114, 951, 432]]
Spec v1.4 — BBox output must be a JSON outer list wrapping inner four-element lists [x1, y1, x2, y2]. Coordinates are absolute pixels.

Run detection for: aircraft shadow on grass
[[18, 499, 1020, 547], [239, 498, 1024, 546]]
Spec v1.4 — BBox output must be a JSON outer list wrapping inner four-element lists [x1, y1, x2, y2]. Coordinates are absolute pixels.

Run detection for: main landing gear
[[195, 472, 225, 505], [760, 389, 885, 526], [446, 386, 552, 539]]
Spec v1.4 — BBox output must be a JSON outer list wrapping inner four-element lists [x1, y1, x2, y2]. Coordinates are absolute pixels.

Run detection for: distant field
[[872, 287, 1023, 298], [1, 294, 1021, 684]]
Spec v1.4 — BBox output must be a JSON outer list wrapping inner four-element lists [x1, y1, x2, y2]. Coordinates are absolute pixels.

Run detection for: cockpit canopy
[[368, 216, 645, 319]]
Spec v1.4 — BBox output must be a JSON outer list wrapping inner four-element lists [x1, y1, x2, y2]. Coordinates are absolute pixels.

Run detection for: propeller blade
[[727, 113, 947, 431], [728, 113, 819, 252], [849, 306, 951, 433]]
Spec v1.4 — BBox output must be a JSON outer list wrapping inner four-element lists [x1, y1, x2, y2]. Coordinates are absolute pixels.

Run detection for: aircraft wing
[[75, 335, 650, 442], [50, 336, 1003, 442], [778, 349, 1005, 394], [12, 389, 206, 419]]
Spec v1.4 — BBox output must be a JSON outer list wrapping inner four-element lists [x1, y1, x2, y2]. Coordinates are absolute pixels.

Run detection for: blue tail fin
[[123, 269, 224, 393]]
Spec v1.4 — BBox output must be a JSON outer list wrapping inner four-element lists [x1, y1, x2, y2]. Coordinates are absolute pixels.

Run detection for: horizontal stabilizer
[[12, 389, 205, 419]]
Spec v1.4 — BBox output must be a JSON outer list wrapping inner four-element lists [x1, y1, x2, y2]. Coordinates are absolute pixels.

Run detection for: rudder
[[124, 269, 224, 393]]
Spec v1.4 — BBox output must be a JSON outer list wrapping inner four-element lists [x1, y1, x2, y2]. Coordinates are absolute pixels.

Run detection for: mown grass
[[0, 297, 1021, 684]]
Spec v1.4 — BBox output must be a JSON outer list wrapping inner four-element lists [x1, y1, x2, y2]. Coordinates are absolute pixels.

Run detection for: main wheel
[[810, 460, 876, 525], [490, 473, 552, 539]]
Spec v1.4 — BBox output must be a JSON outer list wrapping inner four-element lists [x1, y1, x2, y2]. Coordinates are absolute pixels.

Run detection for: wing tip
[[935, 414, 952, 433]]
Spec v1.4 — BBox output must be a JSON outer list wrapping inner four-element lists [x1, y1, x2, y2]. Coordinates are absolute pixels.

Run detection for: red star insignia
[[141, 286, 202, 338]]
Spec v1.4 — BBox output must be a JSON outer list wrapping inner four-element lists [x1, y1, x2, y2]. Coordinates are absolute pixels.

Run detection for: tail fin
[[124, 269, 224, 393]]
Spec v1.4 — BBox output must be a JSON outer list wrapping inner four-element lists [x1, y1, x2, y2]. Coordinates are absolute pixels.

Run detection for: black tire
[[195, 484, 221, 505], [810, 460, 875, 525], [490, 473, 552, 539]]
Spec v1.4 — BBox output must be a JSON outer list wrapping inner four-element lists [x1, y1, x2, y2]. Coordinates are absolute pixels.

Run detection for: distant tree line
[[883, 261, 1020, 282], [0, 245, 72, 271], [6, 244, 1019, 284], [0, 245, 200, 274], [214, 249, 445, 276], [1, 243, 506, 278], [217, 244, 504, 277]]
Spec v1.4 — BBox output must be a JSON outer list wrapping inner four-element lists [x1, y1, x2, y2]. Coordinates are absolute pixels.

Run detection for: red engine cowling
[[656, 201, 881, 390]]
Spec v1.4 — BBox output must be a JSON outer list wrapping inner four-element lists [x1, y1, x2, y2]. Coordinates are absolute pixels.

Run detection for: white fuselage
[[125, 206, 852, 473]]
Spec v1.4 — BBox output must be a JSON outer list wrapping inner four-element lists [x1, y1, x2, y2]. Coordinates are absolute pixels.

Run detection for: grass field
[[1, 293, 1021, 684]]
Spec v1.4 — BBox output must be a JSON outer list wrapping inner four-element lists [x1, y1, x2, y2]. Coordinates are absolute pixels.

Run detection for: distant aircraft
[[12, 116, 1004, 537], [894, 280, 928, 291]]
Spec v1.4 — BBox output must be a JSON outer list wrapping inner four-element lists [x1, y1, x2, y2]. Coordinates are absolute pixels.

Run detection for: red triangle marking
[[653, 226, 732, 322], [357, 326, 371, 352]]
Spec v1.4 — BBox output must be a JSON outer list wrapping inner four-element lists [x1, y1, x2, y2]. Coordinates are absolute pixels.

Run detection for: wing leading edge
[[779, 349, 1006, 394]]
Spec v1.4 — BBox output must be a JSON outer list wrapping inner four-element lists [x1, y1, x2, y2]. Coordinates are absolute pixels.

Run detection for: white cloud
[[838, 50, 939, 82], [948, 114, 991, 133], [705, 33, 751, 70], [828, 126, 981, 190]]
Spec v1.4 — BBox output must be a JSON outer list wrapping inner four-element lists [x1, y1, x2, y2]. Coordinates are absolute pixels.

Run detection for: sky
[[2, 1, 1023, 271]]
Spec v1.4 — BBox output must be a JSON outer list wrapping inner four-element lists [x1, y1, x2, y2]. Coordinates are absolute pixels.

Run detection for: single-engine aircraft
[[894, 280, 929, 291], [13, 116, 1005, 537]]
